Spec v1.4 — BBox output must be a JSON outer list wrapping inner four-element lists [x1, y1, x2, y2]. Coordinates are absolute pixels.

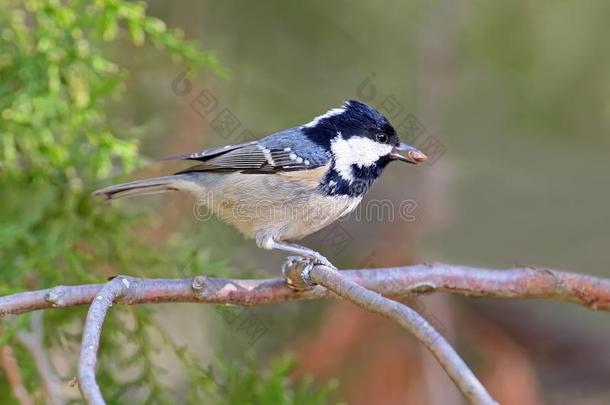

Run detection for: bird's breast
[[191, 167, 361, 241]]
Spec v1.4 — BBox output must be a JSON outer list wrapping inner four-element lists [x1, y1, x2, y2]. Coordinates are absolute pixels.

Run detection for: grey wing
[[170, 128, 330, 174]]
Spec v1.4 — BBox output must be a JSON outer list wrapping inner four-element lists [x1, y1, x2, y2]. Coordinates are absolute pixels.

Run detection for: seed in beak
[[407, 150, 427, 163], [392, 142, 428, 164]]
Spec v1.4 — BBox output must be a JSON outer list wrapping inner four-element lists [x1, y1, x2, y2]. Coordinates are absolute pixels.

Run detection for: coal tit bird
[[94, 100, 427, 283]]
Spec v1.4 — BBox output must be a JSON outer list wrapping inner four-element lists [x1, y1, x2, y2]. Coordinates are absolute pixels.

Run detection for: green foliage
[[0, 0, 220, 291], [0, 1, 328, 403], [172, 349, 337, 405]]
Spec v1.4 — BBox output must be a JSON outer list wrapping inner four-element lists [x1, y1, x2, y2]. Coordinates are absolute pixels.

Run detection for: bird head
[[302, 100, 426, 193]]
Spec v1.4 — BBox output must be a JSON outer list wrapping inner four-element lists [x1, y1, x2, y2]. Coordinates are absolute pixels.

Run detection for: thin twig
[[17, 312, 64, 405], [77, 277, 131, 405], [1, 264, 608, 317], [0, 345, 34, 405], [308, 265, 497, 405]]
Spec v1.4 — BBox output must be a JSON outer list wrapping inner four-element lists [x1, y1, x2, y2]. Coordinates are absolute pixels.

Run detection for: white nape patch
[[331, 136, 393, 182], [301, 107, 346, 128], [257, 144, 275, 165]]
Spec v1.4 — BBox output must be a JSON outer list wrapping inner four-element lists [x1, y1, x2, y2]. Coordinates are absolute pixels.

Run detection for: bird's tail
[[93, 174, 197, 201]]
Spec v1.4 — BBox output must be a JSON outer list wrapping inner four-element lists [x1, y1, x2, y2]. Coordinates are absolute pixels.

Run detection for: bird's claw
[[282, 249, 338, 291], [282, 256, 317, 291], [305, 251, 337, 270]]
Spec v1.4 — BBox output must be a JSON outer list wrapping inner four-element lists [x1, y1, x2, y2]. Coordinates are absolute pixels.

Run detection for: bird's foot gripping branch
[[282, 256, 321, 290]]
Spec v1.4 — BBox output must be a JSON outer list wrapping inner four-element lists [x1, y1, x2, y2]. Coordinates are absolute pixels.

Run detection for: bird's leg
[[257, 236, 337, 290], [270, 241, 336, 269]]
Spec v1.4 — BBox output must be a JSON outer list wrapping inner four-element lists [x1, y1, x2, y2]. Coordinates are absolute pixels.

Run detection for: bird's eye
[[375, 133, 389, 143]]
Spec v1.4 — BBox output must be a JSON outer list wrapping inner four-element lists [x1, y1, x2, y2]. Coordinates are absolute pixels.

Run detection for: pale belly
[[190, 171, 362, 242]]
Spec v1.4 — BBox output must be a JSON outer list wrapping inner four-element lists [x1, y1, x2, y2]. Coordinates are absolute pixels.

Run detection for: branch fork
[[78, 276, 132, 405]]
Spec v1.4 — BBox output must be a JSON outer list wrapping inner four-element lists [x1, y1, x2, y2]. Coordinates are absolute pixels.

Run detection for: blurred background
[[1, 0, 610, 404]]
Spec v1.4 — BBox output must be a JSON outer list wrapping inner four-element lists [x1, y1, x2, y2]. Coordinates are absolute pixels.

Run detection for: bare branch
[[0, 264, 608, 317], [77, 277, 131, 405], [1, 263, 607, 404], [309, 265, 497, 405], [17, 312, 64, 405], [0, 345, 34, 405]]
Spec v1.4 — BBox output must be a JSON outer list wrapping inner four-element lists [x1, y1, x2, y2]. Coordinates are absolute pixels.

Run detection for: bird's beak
[[390, 142, 427, 164]]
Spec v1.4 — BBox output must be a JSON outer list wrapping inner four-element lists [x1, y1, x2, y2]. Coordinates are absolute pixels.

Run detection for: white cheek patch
[[302, 107, 346, 128], [331, 136, 393, 182]]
